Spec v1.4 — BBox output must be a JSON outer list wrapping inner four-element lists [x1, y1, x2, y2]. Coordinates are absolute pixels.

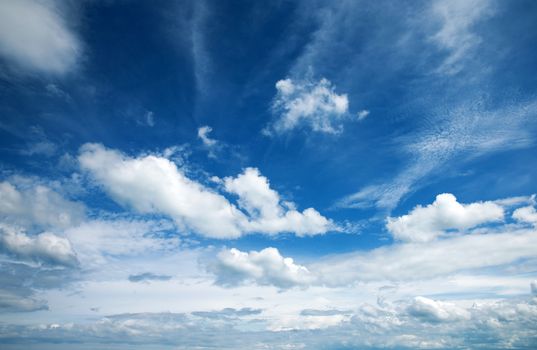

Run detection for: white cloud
[[3, 292, 537, 349], [314, 226, 537, 285], [339, 99, 537, 210], [0, 0, 80, 75], [430, 0, 494, 75], [64, 219, 178, 267], [78, 143, 248, 238], [0, 180, 85, 231], [0, 224, 77, 266], [197, 125, 217, 147], [266, 78, 350, 135], [406, 296, 470, 323], [386, 193, 504, 242], [78, 143, 332, 238], [357, 109, 370, 121], [197, 125, 219, 158], [209, 225, 537, 289], [211, 247, 314, 289], [224, 167, 333, 236], [513, 205, 537, 225]]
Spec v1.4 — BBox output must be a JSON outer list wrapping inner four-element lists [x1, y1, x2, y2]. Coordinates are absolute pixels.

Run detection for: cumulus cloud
[[0, 180, 85, 231], [386, 193, 504, 242], [265, 77, 351, 135], [211, 247, 314, 289], [0, 225, 77, 266], [0, 0, 80, 75], [209, 224, 537, 289], [224, 167, 333, 236], [78, 143, 332, 238], [79, 143, 248, 238], [407, 296, 470, 323], [513, 205, 537, 225]]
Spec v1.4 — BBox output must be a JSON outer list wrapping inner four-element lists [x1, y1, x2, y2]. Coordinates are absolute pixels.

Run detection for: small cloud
[[128, 272, 172, 283], [357, 109, 370, 120], [136, 111, 155, 127], [145, 111, 155, 127], [197, 126, 219, 158], [78, 144, 333, 238], [407, 296, 470, 323], [265, 77, 352, 135], [197, 125, 217, 147], [20, 126, 57, 157], [386, 193, 504, 242], [45, 84, 72, 101], [210, 247, 315, 289], [0, 225, 78, 267], [21, 141, 57, 157], [513, 205, 537, 225]]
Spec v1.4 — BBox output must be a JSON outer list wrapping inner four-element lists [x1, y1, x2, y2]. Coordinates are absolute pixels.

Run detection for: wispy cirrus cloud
[[429, 0, 496, 75], [338, 99, 537, 210]]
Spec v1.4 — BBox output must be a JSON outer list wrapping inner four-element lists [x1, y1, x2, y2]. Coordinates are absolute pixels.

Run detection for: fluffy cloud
[[79, 143, 248, 238], [513, 205, 537, 225], [406, 296, 470, 323], [0, 225, 77, 266], [78, 144, 332, 238], [211, 247, 314, 289], [386, 193, 504, 242], [0, 180, 85, 231], [265, 77, 350, 135], [0, 0, 80, 75], [210, 225, 537, 289], [224, 167, 333, 236]]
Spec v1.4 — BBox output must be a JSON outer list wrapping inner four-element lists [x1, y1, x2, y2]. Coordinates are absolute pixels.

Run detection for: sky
[[0, 0, 537, 349]]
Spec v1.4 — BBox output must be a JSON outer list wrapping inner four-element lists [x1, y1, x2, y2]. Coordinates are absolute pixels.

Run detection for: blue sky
[[1, 0, 537, 349]]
